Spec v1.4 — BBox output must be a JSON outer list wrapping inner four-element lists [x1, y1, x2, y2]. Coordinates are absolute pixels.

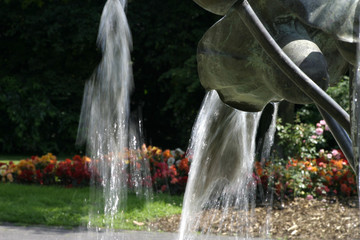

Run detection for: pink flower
[[331, 149, 340, 159], [316, 123, 322, 128], [306, 195, 314, 200], [311, 135, 317, 139], [320, 120, 326, 126], [327, 153, 332, 159], [315, 128, 324, 135]]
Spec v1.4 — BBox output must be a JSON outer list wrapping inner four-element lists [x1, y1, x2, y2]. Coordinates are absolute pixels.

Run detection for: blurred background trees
[[0, 0, 218, 154], [0, 0, 349, 156]]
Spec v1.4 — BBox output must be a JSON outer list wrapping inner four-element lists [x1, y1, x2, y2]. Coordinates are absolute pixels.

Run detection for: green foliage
[[1, 0, 218, 153], [276, 118, 327, 160], [255, 156, 357, 199], [159, 56, 205, 146], [296, 76, 349, 123], [128, 0, 218, 148], [279, 76, 348, 158], [0, 0, 103, 154], [326, 76, 350, 112]]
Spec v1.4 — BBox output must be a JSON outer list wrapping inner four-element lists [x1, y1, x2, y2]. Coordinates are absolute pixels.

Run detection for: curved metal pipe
[[317, 105, 355, 172], [234, 0, 351, 135]]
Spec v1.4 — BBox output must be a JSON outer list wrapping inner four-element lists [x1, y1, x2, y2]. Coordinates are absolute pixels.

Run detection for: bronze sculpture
[[194, 0, 359, 171]]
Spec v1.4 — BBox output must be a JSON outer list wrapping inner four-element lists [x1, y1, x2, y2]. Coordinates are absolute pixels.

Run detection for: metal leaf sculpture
[[195, 0, 358, 112]]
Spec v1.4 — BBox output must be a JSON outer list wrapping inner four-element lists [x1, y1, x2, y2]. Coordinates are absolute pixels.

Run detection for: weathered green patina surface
[[195, 0, 359, 111]]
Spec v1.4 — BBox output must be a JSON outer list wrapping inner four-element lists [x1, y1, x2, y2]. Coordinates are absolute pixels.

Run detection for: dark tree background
[[0, 0, 218, 154]]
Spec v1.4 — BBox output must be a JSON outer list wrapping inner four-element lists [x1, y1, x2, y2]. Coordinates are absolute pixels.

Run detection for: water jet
[[179, 0, 360, 239], [77, 0, 152, 238], [78, 0, 360, 239]]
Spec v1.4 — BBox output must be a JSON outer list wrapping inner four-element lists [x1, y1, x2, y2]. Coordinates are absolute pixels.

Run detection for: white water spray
[[179, 90, 262, 239], [258, 102, 278, 238], [260, 103, 279, 162], [77, 0, 151, 237]]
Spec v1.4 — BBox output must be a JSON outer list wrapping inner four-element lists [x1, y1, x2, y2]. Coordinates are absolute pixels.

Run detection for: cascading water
[[257, 102, 279, 238], [178, 90, 262, 239], [77, 0, 151, 238], [74, 0, 360, 239], [259, 103, 279, 162]]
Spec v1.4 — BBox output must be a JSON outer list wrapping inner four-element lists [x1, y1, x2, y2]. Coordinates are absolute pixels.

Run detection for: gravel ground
[[148, 197, 360, 239]]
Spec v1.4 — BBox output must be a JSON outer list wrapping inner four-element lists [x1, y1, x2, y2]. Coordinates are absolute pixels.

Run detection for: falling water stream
[[258, 103, 279, 238], [179, 90, 265, 239], [77, 0, 151, 238], [78, 1, 280, 236], [76, 0, 360, 239]]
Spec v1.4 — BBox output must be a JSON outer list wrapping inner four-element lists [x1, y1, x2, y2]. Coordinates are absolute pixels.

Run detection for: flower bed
[[254, 151, 357, 199], [0, 145, 191, 193], [262, 118, 358, 199], [0, 153, 92, 187], [144, 145, 189, 194], [0, 138, 357, 198]]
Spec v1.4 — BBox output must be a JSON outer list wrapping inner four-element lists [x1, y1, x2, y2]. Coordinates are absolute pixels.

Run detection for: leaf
[[133, 220, 145, 226]]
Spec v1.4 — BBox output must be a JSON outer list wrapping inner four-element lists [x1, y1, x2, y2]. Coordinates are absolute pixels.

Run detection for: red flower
[[169, 165, 178, 177], [179, 158, 189, 173], [36, 169, 44, 185], [178, 176, 188, 185], [44, 164, 55, 174], [158, 162, 169, 178], [348, 176, 355, 185], [72, 155, 82, 162], [161, 185, 167, 192], [170, 177, 179, 184], [341, 183, 351, 196]]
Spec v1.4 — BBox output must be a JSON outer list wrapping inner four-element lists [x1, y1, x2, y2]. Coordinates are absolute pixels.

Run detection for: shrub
[[254, 152, 356, 200], [0, 146, 191, 193], [257, 117, 357, 200], [32, 153, 57, 185], [143, 145, 190, 194], [56, 155, 91, 187], [276, 118, 329, 160]]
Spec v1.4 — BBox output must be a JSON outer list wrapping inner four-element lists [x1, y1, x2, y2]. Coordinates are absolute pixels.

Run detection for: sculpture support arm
[[234, 0, 351, 135], [317, 105, 355, 172]]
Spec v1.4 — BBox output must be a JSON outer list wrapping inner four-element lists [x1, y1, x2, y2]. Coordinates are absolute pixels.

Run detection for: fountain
[[179, 91, 262, 239], [179, 0, 360, 239], [77, 0, 359, 239], [77, 0, 152, 238], [192, 0, 358, 170]]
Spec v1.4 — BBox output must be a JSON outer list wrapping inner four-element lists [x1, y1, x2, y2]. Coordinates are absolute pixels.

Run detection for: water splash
[[258, 102, 278, 238], [77, 0, 151, 238], [259, 103, 279, 162], [179, 90, 261, 239]]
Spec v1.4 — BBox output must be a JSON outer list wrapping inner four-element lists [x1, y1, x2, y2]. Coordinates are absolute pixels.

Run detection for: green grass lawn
[[0, 183, 183, 230], [0, 155, 26, 164], [0, 154, 69, 164]]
